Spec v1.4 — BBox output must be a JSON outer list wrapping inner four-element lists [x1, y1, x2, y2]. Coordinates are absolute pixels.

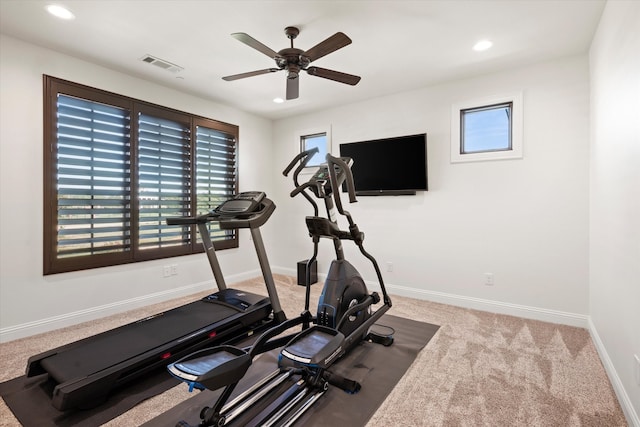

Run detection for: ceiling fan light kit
[[222, 26, 361, 100]]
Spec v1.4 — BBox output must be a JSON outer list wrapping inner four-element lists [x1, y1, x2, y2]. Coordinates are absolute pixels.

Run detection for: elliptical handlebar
[[283, 147, 320, 216], [282, 147, 319, 180], [326, 154, 357, 216], [289, 181, 318, 198]]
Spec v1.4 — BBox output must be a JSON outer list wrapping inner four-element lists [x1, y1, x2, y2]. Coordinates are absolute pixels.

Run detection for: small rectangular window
[[300, 132, 327, 167], [461, 102, 512, 154], [451, 93, 523, 163]]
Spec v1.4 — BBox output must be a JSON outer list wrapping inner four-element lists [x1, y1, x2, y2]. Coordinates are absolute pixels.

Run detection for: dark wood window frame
[[43, 75, 239, 275]]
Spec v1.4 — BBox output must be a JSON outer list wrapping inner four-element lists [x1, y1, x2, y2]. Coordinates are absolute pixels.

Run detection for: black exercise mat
[[0, 331, 264, 427], [143, 315, 439, 427], [0, 365, 179, 427]]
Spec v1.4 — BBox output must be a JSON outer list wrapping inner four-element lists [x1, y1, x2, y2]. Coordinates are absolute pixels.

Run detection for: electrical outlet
[[171, 264, 178, 276], [386, 262, 393, 272], [634, 354, 640, 386], [163, 265, 171, 278], [484, 273, 494, 286]]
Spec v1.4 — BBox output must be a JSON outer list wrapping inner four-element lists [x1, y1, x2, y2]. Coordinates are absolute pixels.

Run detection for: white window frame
[[451, 92, 523, 163]]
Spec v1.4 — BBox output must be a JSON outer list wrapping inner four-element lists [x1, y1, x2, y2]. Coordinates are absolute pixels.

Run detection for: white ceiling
[[0, 0, 606, 120]]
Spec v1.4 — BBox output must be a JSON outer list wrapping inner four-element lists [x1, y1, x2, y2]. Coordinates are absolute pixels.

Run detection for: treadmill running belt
[[40, 301, 239, 383]]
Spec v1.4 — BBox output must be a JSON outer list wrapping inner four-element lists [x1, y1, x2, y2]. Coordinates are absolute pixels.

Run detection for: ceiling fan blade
[[303, 32, 352, 62], [222, 68, 280, 81], [306, 67, 361, 86], [286, 76, 299, 100], [231, 33, 282, 59]]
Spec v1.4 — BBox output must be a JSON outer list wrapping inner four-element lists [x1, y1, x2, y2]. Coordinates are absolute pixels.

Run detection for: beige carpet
[[0, 275, 627, 426]]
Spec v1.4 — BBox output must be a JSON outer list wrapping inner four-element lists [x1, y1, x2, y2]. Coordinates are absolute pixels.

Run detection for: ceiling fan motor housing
[[276, 47, 309, 79]]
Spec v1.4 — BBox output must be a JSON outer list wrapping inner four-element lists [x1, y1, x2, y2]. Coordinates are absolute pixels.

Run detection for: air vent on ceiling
[[140, 54, 184, 73]]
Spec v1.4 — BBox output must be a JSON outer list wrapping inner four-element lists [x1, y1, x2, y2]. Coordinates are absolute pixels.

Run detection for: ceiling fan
[[222, 26, 361, 100]]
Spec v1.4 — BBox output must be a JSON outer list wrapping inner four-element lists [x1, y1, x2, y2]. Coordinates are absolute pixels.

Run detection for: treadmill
[[26, 191, 286, 411]]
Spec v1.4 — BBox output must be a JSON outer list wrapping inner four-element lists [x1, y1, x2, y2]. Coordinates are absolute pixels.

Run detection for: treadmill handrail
[[166, 213, 210, 225], [166, 198, 275, 230]]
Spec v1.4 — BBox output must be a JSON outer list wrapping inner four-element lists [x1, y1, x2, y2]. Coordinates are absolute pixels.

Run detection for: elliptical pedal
[[168, 345, 252, 392], [279, 326, 345, 370]]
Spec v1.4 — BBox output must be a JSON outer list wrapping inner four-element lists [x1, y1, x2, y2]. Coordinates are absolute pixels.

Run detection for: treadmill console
[[213, 191, 265, 216], [202, 288, 268, 311], [166, 191, 275, 230]]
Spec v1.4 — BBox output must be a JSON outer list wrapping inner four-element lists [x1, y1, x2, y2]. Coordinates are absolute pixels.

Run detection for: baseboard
[[272, 267, 588, 328], [0, 269, 260, 343], [588, 318, 640, 427], [387, 283, 588, 327]]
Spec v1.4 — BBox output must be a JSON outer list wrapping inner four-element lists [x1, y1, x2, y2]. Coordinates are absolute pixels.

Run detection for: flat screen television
[[339, 133, 428, 196]]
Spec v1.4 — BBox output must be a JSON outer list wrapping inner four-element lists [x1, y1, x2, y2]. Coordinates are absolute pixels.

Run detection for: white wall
[[272, 55, 591, 325], [1, 5, 637, 423], [0, 35, 274, 341], [589, 1, 640, 424]]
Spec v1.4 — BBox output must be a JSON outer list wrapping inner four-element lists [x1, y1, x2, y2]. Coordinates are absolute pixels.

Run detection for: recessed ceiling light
[[473, 40, 493, 52], [273, 98, 284, 104], [46, 4, 75, 20]]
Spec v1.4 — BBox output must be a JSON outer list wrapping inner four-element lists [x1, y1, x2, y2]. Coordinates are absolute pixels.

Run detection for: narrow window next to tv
[[339, 133, 428, 196]]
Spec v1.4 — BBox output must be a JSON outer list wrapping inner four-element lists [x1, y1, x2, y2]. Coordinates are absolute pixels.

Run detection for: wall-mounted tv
[[339, 133, 428, 196]]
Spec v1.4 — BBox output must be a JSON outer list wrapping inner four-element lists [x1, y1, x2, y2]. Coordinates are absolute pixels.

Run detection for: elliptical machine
[[166, 151, 392, 427], [284, 150, 393, 347]]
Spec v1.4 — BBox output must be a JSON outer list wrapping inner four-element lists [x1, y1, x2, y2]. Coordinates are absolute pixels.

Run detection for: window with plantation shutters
[[195, 123, 237, 245], [55, 94, 132, 260], [137, 112, 191, 251], [44, 76, 239, 275]]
